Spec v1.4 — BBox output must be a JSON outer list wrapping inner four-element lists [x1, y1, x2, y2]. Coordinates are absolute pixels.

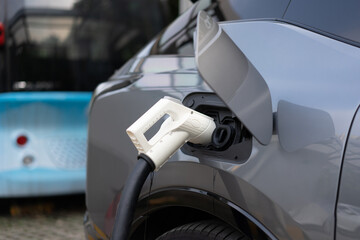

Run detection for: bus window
[[4, 0, 177, 92]]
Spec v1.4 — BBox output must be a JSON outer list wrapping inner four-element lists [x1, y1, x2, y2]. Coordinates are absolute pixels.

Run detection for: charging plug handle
[[127, 96, 216, 170]]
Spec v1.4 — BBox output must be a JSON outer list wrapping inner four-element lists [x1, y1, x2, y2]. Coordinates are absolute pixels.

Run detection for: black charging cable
[[111, 154, 155, 240]]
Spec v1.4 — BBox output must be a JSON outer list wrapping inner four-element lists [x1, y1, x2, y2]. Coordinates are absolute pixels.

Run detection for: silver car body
[[85, 1, 360, 240]]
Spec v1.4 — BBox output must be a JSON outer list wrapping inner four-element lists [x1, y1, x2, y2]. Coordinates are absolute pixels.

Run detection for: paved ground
[[0, 194, 85, 240]]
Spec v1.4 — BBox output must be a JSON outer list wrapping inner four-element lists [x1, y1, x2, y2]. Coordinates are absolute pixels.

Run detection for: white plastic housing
[[126, 96, 216, 170]]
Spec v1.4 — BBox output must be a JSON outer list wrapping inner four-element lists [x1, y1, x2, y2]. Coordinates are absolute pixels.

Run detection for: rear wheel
[[156, 220, 251, 240]]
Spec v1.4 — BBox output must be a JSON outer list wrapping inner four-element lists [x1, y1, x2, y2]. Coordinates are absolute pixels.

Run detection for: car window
[[285, 0, 360, 45]]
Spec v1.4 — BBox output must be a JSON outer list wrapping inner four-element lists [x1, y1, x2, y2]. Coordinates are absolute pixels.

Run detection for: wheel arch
[[131, 187, 277, 240]]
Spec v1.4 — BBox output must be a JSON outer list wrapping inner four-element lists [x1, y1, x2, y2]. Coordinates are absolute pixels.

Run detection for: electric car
[[84, 0, 360, 239]]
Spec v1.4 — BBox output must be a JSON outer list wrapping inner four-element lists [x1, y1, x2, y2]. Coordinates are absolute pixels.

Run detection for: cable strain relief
[[137, 153, 156, 171]]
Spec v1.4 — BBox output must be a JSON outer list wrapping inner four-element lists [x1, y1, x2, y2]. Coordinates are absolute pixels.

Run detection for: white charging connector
[[112, 96, 216, 240], [126, 96, 216, 170]]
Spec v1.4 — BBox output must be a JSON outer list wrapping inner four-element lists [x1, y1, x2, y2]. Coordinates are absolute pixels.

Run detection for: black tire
[[156, 220, 251, 240]]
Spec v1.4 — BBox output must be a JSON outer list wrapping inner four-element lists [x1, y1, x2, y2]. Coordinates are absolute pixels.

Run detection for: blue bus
[[0, 0, 175, 197]]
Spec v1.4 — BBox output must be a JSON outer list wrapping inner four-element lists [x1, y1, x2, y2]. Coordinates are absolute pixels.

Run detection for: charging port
[[182, 92, 252, 162], [212, 125, 234, 150]]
